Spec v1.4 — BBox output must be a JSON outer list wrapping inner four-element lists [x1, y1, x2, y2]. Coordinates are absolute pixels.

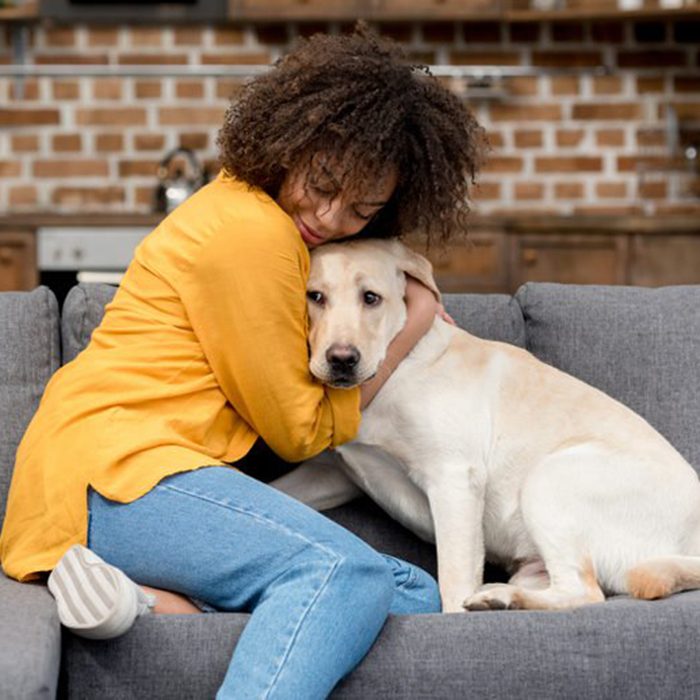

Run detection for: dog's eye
[[363, 291, 382, 306], [306, 291, 325, 306]]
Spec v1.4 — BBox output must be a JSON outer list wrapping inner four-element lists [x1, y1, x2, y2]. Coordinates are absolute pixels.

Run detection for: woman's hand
[[359, 276, 440, 410], [437, 304, 456, 326]]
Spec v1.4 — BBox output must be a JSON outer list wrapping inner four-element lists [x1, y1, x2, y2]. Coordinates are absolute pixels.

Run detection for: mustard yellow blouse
[[0, 173, 361, 582]]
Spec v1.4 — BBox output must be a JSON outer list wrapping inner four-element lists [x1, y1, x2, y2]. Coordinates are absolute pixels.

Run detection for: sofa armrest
[[0, 572, 60, 699]]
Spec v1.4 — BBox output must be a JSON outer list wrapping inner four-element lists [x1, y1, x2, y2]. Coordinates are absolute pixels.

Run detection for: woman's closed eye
[[352, 207, 377, 221]]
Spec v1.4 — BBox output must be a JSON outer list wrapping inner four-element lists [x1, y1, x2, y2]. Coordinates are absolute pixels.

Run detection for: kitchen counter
[[2, 212, 699, 235], [2, 211, 700, 294]]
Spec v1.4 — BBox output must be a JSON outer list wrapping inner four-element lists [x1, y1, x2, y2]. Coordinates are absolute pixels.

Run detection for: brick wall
[[1, 18, 699, 215]]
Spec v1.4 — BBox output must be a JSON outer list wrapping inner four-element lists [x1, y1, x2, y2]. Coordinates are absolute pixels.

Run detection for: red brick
[[118, 160, 159, 177], [52, 187, 125, 207], [596, 129, 625, 147], [533, 51, 602, 68], [0, 161, 21, 177], [596, 182, 628, 198], [514, 182, 544, 200], [95, 133, 124, 152], [35, 53, 109, 65], [34, 160, 109, 177], [490, 104, 562, 121], [158, 107, 225, 126], [450, 50, 520, 66], [572, 103, 643, 120], [11, 134, 39, 151], [554, 182, 584, 199], [0, 109, 60, 126], [135, 81, 162, 99], [134, 134, 165, 151], [9, 185, 37, 207], [482, 156, 523, 173], [52, 134, 82, 152], [535, 157, 602, 173], [118, 53, 188, 65], [557, 130, 585, 147], [618, 50, 686, 68], [514, 130, 543, 148], [76, 108, 147, 126], [52, 80, 80, 100]]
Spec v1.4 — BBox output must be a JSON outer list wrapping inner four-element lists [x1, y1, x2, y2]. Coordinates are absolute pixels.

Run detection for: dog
[[272, 239, 700, 613]]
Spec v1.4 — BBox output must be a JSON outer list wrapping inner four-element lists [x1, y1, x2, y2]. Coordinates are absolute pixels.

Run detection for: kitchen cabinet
[[1, 215, 700, 294], [225, 0, 700, 21], [411, 230, 509, 293], [509, 233, 628, 288], [0, 230, 37, 292], [630, 235, 700, 287]]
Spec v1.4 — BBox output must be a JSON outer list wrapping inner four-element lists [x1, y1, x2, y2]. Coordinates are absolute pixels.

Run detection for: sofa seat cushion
[[0, 572, 61, 700], [517, 283, 700, 472], [60, 591, 700, 699]]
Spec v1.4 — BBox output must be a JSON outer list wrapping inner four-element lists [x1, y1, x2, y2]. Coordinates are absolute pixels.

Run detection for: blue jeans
[[87, 466, 441, 699]]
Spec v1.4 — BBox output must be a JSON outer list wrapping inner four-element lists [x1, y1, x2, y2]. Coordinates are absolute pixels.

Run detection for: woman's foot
[[48, 544, 157, 640]]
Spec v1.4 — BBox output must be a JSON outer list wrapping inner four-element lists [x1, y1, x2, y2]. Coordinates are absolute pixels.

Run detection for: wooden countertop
[[2, 212, 699, 235]]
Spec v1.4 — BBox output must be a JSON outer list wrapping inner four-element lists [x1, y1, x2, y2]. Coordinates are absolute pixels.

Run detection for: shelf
[[0, 1, 37, 21], [505, 5, 700, 22], [1, 1, 699, 23]]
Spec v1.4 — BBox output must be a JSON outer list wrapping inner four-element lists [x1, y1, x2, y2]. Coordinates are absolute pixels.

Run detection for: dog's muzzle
[[325, 343, 361, 387]]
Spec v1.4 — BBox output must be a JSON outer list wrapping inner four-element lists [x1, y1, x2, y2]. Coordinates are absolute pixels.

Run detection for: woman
[[0, 24, 486, 699]]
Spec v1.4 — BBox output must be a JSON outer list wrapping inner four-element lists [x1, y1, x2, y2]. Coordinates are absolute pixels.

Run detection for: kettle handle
[[157, 147, 204, 183]]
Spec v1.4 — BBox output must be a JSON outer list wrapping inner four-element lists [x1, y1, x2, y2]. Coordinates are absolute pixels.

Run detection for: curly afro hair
[[217, 22, 488, 245]]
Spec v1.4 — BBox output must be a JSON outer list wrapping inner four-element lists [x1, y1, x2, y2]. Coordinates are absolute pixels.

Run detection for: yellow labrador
[[272, 239, 700, 613]]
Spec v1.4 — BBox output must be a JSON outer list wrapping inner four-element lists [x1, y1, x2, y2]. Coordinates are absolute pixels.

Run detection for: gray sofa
[[2, 281, 699, 699]]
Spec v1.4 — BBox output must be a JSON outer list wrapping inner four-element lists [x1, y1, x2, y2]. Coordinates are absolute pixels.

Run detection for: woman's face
[[277, 154, 398, 249]]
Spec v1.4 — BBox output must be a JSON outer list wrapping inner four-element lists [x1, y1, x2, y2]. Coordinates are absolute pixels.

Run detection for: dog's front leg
[[426, 467, 486, 613]]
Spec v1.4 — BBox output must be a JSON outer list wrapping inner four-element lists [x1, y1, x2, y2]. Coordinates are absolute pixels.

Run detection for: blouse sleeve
[[178, 213, 361, 463]]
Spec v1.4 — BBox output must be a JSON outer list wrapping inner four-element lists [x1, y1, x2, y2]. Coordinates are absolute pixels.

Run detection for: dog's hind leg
[[627, 556, 700, 599], [464, 556, 604, 611]]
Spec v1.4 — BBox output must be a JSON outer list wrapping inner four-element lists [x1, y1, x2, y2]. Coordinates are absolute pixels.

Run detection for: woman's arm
[[359, 276, 439, 409]]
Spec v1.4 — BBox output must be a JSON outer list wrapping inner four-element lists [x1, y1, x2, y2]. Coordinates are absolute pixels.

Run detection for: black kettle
[[155, 147, 206, 213]]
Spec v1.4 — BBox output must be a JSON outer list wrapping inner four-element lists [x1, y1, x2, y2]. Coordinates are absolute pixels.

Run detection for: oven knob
[[73, 248, 84, 261], [53, 249, 62, 262]]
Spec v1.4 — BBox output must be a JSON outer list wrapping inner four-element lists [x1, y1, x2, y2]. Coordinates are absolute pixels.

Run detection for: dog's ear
[[392, 242, 441, 302]]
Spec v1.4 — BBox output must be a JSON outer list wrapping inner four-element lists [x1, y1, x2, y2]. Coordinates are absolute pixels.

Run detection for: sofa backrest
[[1, 280, 698, 526], [0, 288, 60, 521], [62, 282, 699, 474], [517, 283, 700, 472], [61, 284, 118, 364]]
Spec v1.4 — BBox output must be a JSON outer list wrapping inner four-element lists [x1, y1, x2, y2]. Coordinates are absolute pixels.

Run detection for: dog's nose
[[326, 344, 360, 372]]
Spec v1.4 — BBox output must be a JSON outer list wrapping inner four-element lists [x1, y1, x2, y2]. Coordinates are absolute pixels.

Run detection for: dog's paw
[[463, 584, 521, 612]]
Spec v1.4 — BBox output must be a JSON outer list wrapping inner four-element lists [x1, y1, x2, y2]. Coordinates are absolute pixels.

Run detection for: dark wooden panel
[[509, 234, 627, 291], [410, 231, 509, 293], [630, 234, 700, 286], [0, 230, 37, 292]]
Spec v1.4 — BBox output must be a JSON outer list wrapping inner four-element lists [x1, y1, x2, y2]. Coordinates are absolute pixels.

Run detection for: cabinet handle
[[522, 248, 538, 266], [0, 246, 13, 265]]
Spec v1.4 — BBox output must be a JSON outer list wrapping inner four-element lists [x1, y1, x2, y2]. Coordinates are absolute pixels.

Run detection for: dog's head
[[307, 239, 440, 388]]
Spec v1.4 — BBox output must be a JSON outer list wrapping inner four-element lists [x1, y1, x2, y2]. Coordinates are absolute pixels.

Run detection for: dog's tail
[[626, 556, 700, 600]]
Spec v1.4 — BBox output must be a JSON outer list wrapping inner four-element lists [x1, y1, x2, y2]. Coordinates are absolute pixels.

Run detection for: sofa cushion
[[60, 591, 700, 698], [61, 283, 117, 364], [0, 287, 60, 521], [444, 293, 526, 347], [0, 572, 60, 700], [516, 283, 700, 472]]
